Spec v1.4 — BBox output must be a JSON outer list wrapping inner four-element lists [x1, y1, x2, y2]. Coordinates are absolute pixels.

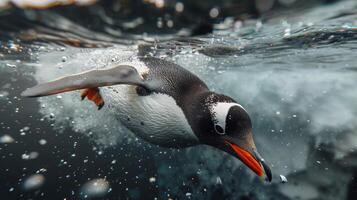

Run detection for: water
[[1, 0, 357, 199]]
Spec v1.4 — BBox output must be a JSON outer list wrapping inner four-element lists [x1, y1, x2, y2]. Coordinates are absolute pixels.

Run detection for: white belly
[[101, 85, 199, 148]]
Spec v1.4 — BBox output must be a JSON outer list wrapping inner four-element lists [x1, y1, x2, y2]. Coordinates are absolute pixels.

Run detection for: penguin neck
[[180, 90, 216, 141]]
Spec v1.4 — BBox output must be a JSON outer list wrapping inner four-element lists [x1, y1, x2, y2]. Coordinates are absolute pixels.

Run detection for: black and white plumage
[[22, 57, 272, 182]]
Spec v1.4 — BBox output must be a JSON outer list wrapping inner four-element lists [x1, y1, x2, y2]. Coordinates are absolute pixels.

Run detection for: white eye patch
[[210, 102, 245, 135]]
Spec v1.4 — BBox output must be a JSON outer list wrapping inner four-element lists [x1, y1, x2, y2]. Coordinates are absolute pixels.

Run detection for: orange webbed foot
[[80, 88, 105, 110]]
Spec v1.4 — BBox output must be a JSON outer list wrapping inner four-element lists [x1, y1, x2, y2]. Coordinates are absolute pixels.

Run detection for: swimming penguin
[[22, 57, 272, 182]]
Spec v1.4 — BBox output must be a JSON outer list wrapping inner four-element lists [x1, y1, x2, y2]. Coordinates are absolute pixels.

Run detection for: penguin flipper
[[21, 65, 148, 97]]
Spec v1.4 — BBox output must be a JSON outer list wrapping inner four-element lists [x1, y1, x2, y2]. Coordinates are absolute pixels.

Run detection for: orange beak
[[223, 140, 272, 182], [225, 140, 264, 177]]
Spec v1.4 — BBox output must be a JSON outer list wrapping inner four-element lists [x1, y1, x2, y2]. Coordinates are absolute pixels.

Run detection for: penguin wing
[[21, 65, 149, 97]]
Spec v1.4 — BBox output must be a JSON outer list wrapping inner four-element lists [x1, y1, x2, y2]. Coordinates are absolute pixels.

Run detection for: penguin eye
[[214, 125, 225, 135]]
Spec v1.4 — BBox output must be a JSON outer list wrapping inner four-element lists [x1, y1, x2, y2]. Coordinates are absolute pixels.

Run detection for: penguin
[[22, 57, 272, 182]]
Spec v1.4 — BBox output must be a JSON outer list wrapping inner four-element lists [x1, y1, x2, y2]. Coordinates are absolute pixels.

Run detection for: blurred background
[[0, 0, 357, 199]]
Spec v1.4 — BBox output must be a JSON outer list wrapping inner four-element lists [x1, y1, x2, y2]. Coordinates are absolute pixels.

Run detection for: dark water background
[[1, 0, 357, 199]]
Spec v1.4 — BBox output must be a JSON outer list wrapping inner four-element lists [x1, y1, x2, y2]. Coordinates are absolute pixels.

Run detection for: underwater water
[[1, 0, 357, 199]]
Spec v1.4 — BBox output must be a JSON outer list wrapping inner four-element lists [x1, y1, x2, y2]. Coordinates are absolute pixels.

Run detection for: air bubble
[[80, 178, 110, 199], [0, 134, 15, 143], [22, 174, 45, 191], [61, 56, 67, 62], [279, 175, 288, 183]]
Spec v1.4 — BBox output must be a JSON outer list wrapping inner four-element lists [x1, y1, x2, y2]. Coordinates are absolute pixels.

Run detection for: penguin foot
[[80, 88, 105, 110]]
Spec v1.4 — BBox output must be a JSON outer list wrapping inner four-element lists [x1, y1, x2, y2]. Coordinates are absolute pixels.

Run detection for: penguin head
[[195, 93, 272, 182]]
